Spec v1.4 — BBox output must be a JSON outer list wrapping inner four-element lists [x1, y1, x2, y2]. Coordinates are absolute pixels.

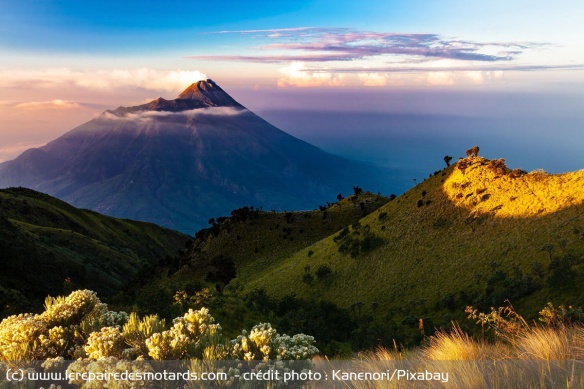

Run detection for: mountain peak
[[177, 79, 242, 108], [105, 79, 245, 116]]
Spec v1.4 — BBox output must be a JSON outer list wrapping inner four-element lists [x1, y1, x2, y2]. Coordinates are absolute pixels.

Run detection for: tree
[[465, 145, 480, 158], [353, 186, 363, 196], [444, 155, 453, 167]]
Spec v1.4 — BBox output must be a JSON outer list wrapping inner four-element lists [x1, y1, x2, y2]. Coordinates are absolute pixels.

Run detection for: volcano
[[0, 79, 391, 234]]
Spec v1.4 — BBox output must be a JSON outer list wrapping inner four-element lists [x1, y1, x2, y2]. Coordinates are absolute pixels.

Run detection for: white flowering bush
[[230, 323, 318, 361], [145, 308, 224, 360], [41, 290, 102, 327], [229, 324, 319, 388], [0, 313, 48, 360], [85, 327, 125, 359], [99, 311, 129, 328], [122, 313, 167, 359], [274, 334, 319, 360], [67, 357, 156, 389], [41, 356, 65, 371], [0, 290, 109, 361], [38, 326, 69, 358], [0, 286, 320, 389]]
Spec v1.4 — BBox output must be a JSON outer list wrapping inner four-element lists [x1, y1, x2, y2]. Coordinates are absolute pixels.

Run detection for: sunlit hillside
[[245, 157, 584, 335]]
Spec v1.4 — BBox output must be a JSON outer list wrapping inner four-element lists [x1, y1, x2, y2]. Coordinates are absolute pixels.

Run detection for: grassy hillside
[[245, 157, 584, 336], [129, 192, 389, 339], [0, 187, 190, 317]]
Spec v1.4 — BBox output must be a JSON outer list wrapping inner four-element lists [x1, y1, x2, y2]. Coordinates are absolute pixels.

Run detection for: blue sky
[[0, 0, 583, 173]]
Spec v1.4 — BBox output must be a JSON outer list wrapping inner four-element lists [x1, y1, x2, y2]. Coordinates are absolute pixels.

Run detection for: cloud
[[277, 62, 345, 87], [307, 64, 584, 74], [191, 28, 537, 64], [0, 68, 208, 94], [209, 27, 314, 36], [103, 106, 246, 121], [358, 73, 388, 87], [14, 99, 84, 110]]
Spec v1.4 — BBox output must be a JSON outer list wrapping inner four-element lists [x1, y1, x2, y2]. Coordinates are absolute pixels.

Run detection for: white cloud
[[426, 72, 456, 86], [0, 68, 208, 94], [358, 72, 388, 86], [277, 62, 345, 87], [102, 106, 246, 122], [15, 99, 83, 110]]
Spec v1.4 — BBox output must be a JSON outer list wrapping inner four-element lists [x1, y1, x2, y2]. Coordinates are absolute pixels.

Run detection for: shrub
[[145, 307, 223, 360], [488, 158, 508, 176], [316, 265, 333, 280], [85, 326, 125, 359], [457, 158, 471, 173], [302, 272, 314, 285], [509, 168, 527, 178], [0, 290, 320, 365], [231, 322, 318, 361], [539, 303, 584, 327], [441, 293, 457, 311], [336, 225, 383, 258]]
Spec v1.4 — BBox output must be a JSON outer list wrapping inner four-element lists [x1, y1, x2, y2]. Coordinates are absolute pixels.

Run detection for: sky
[[1, 0, 583, 181]]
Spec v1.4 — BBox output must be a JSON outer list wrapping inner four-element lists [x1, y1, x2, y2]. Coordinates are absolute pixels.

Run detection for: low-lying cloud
[[0, 68, 208, 94], [102, 106, 246, 122], [14, 99, 84, 110]]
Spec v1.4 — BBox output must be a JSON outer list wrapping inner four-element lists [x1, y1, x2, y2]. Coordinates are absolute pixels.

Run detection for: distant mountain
[[0, 187, 189, 318], [0, 80, 393, 234]]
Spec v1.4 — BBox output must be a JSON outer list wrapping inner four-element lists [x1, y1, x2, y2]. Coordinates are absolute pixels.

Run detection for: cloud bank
[[191, 27, 576, 87], [0, 68, 208, 94], [102, 106, 246, 122]]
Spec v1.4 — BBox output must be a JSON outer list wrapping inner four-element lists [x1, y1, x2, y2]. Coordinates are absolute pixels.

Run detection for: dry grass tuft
[[422, 324, 510, 361], [514, 325, 584, 360]]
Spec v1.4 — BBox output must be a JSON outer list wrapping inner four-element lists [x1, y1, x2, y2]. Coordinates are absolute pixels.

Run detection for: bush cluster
[[333, 223, 384, 258], [0, 290, 319, 364]]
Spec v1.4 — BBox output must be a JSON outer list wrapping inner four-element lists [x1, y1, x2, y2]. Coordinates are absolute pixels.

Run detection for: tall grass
[[311, 324, 584, 388], [514, 325, 584, 360], [422, 324, 510, 361]]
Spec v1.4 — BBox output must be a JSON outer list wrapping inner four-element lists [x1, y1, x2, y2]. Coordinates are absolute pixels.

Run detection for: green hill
[[129, 156, 584, 350], [0, 187, 190, 317], [130, 191, 389, 288], [244, 157, 584, 336]]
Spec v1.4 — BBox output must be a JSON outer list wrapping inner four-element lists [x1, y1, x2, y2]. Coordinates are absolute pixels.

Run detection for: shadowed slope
[[0, 187, 189, 317]]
